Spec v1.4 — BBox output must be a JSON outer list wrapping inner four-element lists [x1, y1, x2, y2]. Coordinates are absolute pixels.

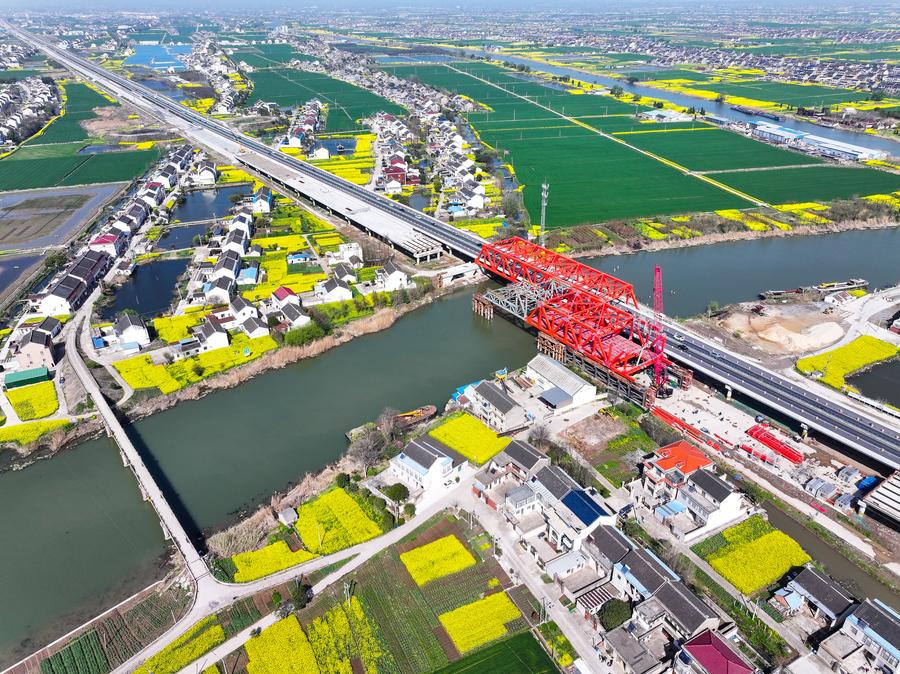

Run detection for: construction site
[[472, 237, 692, 408]]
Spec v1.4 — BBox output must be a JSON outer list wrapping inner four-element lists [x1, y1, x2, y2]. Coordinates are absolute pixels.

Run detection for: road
[[655, 312, 900, 468], [3, 22, 484, 261]]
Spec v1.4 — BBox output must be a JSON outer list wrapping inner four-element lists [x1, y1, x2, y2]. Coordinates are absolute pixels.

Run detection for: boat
[[730, 105, 782, 121], [813, 278, 868, 293], [393, 405, 437, 430]]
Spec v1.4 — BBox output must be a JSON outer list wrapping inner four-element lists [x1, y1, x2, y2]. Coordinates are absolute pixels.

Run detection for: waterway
[[125, 44, 192, 71], [583, 228, 900, 317], [446, 49, 900, 156], [137, 77, 188, 102], [99, 258, 189, 321], [0, 253, 43, 296], [157, 223, 207, 251], [0, 438, 166, 667], [169, 185, 251, 223], [4, 228, 900, 662], [848, 359, 900, 408], [762, 503, 897, 609]]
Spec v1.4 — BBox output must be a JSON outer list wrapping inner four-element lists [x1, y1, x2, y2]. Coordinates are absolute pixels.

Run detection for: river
[[0, 438, 167, 666], [3, 228, 900, 664]]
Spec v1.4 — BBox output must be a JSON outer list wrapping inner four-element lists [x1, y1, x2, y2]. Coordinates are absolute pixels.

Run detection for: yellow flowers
[[246, 616, 320, 674], [134, 616, 225, 674], [312, 232, 343, 247], [774, 202, 831, 224], [216, 166, 255, 184], [252, 233, 307, 250], [296, 488, 382, 554], [6, 381, 58, 420], [0, 420, 69, 446], [797, 336, 899, 390], [438, 592, 521, 654], [153, 312, 209, 343], [114, 335, 278, 394], [307, 598, 385, 673], [400, 535, 477, 586], [232, 541, 318, 582], [428, 413, 510, 465], [715, 209, 792, 232], [695, 516, 810, 596], [710, 531, 810, 595]]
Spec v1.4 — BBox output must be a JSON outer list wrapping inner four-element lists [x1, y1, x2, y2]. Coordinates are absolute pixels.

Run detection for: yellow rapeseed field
[[400, 534, 476, 586], [438, 592, 521, 654], [797, 336, 899, 390], [428, 413, 510, 464], [232, 541, 318, 582], [245, 616, 320, 674], [6, 381, 58, 420]]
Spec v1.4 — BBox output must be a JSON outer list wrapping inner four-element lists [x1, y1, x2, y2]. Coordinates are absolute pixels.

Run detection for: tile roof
[[683, 630, 754, 674], [687, 470, 733, 504], [652, 441, 711, 474]]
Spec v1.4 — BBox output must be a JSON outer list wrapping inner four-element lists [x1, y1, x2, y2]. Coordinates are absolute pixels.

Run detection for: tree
[[610, 85, 624, 98], [403, 503, 415, 518], [383, 483, 409, 503], [598, 599, 632, 630], [335, 472, 350, 488], [626, 76, 639, 85], [377, 407, 399, 445], [349, 427, 384, 469], [870, 89, 885, 102], [706, 300, 720, 317], [632, 93, 642, 103], [654, 100, 665, 109], [528, 425, 551, 449]]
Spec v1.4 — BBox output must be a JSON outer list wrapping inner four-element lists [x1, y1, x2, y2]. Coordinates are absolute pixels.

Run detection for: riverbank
[[0, 282, 468, 475], [566, 214, 900, 261]]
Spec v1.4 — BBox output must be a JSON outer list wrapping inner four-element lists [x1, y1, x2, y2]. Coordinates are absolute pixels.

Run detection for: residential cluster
[[0, 75, 59, 145], [279, 98, 324, 150], [0, 42, 35, 69], [182, 36, 246, 113]]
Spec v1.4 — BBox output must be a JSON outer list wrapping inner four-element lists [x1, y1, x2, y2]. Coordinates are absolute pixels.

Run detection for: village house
[[194, 160, 217, 186], [314, 277, 353, 303], [781, 566, 856, 627], [612, 547, 680, 602], [242, 316, 269, 339], [672, 469, 749, 541], [525, 354, 598, 413], [639, 441, 712, 506], [280, 303, 311, 330], [198, 321, 229, 350], [14, 329, 55, 370], [205, 276, 234, 305], [818, 599, 900, 674], [375, 260, 411, 292], [89, 231, 127, 258], [251, 187, 272, 214], [323, 241, 363, 268], [211, 250, 242, 282], [114, 314, 151, 348], [464, 379, 529, 433], [674, 630, 756, 674], [389, 435, 468, 494], [332, 263, 357, 284], [271, 286, 300, 310], [229, 296, 257, 323]]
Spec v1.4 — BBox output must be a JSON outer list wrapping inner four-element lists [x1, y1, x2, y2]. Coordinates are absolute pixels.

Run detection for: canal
[[762, 503, 898, 608], [99, 258, 190, 321], [169, 185, 251, 223], [3, 227, 900, 663]]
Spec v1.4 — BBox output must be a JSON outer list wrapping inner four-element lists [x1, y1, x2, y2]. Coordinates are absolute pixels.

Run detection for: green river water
[[2, 229, 899, 664]]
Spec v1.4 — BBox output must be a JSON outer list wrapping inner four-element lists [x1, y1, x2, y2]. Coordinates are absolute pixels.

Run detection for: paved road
[[4, 23, 484, 261], [656, 313, 900, 468]]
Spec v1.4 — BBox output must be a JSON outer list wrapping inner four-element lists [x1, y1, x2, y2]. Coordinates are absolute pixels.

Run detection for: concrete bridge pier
[[120, 448, 129, 467], [725, 384, 733, 400], [159, 521, 171, 541]]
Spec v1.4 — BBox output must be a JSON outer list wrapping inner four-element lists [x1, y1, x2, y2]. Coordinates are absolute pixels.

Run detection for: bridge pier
[[120, 448, 129, 467], [725, 385, 733, 400], [159, 520, 171, 541], [472, 293, 493, 320]]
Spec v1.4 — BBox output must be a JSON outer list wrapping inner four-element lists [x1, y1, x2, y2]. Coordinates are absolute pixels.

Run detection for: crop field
[[384, 62, 755, 226], [622, 128, 820, 171], [697, 79, 873, 108], [797, 335, 899, 390], [134, 616, 225, 674], [246, 69, 402, 131], [428, 412, 510, 464], [433, 632, 556, 674], [231, 541, 318, 582], [6, 381, 58, 420], [231, 44, 315, 69], [438, 592, 522, 654], [714, 166, 900, 204], [400, 534, 477, 586], [295, 487, 383, 554], [0, 148, 158, 190], [29, 82, 116, 145], [693, 515, 810, 595]]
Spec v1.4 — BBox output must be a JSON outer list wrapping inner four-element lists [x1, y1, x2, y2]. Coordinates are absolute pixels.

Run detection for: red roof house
[[680, 629, 755, 674]]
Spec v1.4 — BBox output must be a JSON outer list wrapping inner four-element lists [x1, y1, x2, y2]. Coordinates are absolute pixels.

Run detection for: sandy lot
[[720, 303, 845, 354]]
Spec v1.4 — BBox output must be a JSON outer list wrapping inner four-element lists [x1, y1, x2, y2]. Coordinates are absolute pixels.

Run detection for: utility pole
[[539, 182, 549, 248]]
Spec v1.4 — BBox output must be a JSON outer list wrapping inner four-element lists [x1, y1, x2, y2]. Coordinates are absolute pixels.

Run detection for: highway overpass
[[4, 23, 484, 260]]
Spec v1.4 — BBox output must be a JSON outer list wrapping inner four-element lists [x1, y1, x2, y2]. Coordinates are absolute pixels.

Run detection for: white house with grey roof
[[114, 314, 150, 348], [525, 354, 597, 412], [389, 435, 468, 494], [465, 379, 528, 432], [819, 599, 900, 674], [676, 469, 748, 542], [785, 566, 856, 627]]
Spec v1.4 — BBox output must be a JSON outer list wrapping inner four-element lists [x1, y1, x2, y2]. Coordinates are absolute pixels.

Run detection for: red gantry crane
[[476, 237, 671, 384]]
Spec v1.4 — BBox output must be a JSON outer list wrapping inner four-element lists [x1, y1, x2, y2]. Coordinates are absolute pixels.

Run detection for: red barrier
[[746, 424, 803, 464]]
